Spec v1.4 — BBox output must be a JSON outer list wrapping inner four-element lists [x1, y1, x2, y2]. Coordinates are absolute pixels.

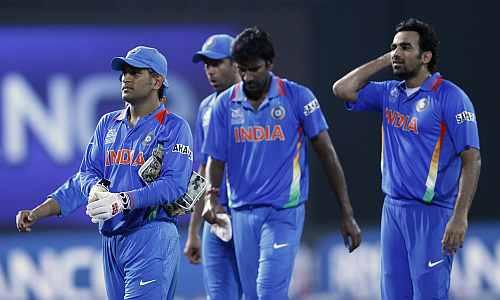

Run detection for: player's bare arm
[[16, 197, 61, 232], [442, 148, 481, 254], [311, 130, 362, 252], [332, 52, 391, 102], [184, 164, 207, 264], [202, 157, 226, 226]]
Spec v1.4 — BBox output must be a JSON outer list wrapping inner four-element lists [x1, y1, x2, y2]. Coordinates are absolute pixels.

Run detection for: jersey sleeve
[[441, 85, 480, 154], [294, 86, 329, 138], [49, 172, 87, 216], [345, 81, 388, 112], [128, 118, 193, 208], [79, 114, 108, 197], [203, 94, 228, 162]]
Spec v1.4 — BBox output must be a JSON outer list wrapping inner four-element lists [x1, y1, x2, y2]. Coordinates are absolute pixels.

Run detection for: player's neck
[[128, 97, 161, 127], [405, 69, 432, 88]]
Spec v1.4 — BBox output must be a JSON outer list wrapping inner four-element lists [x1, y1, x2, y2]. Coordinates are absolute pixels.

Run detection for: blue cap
[[111, 46, 169, 95], [192, 34, 234, 63]]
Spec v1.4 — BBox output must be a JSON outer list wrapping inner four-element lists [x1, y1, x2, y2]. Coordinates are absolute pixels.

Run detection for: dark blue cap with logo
[[192, 34, 234, 63], [111, 46, 168, 96]]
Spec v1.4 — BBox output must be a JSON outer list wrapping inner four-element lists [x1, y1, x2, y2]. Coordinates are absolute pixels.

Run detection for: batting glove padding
[[86, 191, 130, 223], [88, 182, 110, 203]]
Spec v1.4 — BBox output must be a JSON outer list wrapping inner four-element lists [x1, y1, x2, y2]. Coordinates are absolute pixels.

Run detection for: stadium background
[[0, 1, 498, 299]]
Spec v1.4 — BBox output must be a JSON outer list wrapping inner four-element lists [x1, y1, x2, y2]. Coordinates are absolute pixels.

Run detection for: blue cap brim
[[192, 51, 229, 63], [111, 57, 153, 71]]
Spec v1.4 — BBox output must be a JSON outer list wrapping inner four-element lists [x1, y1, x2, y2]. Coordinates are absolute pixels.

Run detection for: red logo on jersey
[[105, 149, 145, 166], [385, 108, 418, 134], [234, 125, 285, 143]]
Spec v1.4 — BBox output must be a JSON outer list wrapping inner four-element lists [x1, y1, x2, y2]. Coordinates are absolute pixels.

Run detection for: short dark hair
[[395, 18, 440, 72], [232, 26, 275, 64]]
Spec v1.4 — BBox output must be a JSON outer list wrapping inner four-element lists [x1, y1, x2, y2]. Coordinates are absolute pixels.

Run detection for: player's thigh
[[257, 204, 304, 300], [406, 204, 453, 300], [231, 208, 262, 300], [202, 223, 242, 300], [380, 200, 412, 300], [121, 222, 180, 300], [102, 235, 125, 300]]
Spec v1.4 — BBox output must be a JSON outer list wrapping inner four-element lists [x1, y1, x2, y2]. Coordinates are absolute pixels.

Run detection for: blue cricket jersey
[[78, 104, 193, 235], [347, 72, 480, 208], [194, 93, 228, 206], [203, 74, 328, 209]]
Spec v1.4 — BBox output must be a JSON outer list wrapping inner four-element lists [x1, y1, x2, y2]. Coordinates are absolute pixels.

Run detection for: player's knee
[[413, 268, 450, 300]]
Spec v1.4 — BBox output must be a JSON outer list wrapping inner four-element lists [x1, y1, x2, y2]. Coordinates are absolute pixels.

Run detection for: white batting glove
[[86, 191, 131, 223], [88, 183, 109, 203]]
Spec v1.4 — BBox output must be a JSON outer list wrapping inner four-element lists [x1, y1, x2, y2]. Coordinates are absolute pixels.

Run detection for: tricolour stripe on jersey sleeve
[[285, 127, 303, 208], [423, 122, 446, 203]]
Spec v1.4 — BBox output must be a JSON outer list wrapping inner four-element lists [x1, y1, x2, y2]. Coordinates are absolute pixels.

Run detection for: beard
[[243, 77, 270, 101], [393, 65, 420, 80]]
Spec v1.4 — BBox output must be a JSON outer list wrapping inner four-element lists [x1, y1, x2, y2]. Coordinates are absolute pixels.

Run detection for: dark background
[[1, 0, 497, 235]]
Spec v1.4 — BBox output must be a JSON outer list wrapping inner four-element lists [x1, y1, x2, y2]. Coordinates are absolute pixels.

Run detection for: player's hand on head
[[442, 215, 468, 255], [183, 233, 202, 264], [86, 191, 131, 223], [16, 210, 37, 232], [340, 214, 362, 253]]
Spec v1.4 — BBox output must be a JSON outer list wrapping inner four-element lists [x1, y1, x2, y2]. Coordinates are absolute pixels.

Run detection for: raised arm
[[332, 52, 391, 102]]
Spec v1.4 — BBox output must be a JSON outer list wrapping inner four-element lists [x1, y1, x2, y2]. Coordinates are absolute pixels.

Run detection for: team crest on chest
[[142, 132, 155, 146], [415, 97, 429, 112], [271, 105, 286, 120]]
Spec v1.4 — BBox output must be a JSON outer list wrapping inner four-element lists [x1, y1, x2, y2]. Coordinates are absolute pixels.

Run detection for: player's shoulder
[[434, 78, 470, 102], [164, 111, 190, 130], [98, 108, 126, 126], [199, 92, 217, 110], [272, 77, 315, 106]]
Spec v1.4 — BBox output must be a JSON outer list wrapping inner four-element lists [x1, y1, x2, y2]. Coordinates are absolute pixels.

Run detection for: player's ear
[[421, 51, 432, 65], [265, 60, 273, 71]]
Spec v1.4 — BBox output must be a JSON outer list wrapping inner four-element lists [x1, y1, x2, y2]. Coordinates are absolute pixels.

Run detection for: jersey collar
[[115, 103, 169, 125], [397, 72, 442, 92], [230, 73, 286, 103]]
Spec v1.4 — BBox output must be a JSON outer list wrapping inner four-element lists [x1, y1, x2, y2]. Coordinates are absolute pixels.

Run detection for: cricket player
[[16, 46, 193, 300], [332, 18, 481, 299], [183, 34, 243, 299], [202, 27, 362, 300]]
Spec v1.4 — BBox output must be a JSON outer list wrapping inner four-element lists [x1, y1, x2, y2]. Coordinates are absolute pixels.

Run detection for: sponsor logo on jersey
[[104, 128, 117, 144], [234, 125, 285, 143], [172, 144, 193, 160], [385, 108, 418, 134], [231, 108, 245, 125], [303, 99, 320, 116], [456, 111, 476, 124], [271, 105, 286, 120], [389, 87, 399, 101], [105, 149, 145, 166], [415, 97, 429, 112]]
